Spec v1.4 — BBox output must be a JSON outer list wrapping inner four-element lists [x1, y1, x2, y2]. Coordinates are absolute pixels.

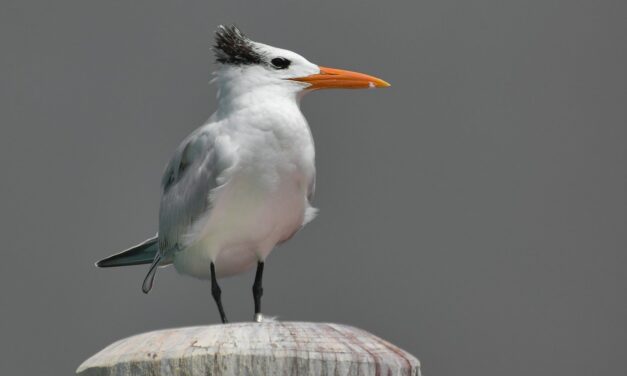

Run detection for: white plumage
[[159, 43, 320, 279], [97, 25, 389, 322]]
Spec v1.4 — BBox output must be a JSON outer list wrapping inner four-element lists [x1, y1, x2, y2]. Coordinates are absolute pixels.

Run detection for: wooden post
[[77, 321, 420, 376]]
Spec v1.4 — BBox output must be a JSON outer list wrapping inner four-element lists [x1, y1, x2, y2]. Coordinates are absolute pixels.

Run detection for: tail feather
[[142, 254, 162, 294], [96, 236, 159, 268]]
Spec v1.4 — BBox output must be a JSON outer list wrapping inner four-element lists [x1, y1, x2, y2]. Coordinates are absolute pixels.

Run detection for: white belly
[[172, 166, 315, 279]]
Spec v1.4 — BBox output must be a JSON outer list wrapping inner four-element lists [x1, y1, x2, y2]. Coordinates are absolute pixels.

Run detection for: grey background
[[1, 0, 625, 374]]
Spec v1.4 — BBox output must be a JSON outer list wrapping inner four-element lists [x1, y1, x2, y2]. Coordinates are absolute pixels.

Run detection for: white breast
[[173, 100, 316, 279]]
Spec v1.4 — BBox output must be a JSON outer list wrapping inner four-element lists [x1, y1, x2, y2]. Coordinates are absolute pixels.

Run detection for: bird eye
[[271, 57, 291, 69]]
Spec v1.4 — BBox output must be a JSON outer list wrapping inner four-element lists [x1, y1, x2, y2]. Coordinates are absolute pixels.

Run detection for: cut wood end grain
[[77, 321, 420, 376]]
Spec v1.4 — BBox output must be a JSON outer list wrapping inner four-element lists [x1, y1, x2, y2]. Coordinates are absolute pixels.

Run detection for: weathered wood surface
[[77, 321, 420, 376]]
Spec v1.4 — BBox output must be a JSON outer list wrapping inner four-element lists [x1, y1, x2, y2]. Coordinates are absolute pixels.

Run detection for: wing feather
[[158, 124, 234, 259]]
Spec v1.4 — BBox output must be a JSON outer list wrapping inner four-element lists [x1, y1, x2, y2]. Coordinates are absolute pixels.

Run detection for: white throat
[[212, 66, 309, 118]]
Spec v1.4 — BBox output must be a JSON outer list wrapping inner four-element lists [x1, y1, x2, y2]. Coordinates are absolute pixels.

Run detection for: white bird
[[96, 25, 389, 323]]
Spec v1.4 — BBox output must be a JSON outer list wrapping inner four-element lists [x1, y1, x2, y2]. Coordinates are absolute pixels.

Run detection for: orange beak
[[290, 66, 390, 90]]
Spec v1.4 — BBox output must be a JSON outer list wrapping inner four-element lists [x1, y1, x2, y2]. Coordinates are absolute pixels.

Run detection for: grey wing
[[157, 127, 234, 260]]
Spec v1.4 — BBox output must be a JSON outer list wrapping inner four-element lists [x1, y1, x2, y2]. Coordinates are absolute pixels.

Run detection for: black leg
[[210, 262, 228, 324], [252, 261, 264, 322]]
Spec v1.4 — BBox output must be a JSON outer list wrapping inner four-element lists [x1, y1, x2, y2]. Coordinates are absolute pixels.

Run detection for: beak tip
[[373, 80, 391, 88]]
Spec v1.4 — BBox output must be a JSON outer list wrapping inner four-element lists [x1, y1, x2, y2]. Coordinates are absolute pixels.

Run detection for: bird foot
[[254, 314, 278, 323]]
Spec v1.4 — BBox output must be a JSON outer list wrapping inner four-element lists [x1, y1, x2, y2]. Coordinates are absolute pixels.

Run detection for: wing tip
[[94, 236, 159, 268], [95, 257, 112, 268], [95, 259, 117, 268]]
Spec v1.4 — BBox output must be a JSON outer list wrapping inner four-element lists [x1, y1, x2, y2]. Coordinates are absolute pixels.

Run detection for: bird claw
[[255, 314, 278, 323]]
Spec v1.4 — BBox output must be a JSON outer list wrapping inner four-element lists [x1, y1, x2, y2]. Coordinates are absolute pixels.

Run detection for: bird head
[[212, 25, 390, 98]]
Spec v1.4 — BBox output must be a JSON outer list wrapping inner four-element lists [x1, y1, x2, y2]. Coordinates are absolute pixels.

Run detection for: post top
[[77, 321, 420, 376]]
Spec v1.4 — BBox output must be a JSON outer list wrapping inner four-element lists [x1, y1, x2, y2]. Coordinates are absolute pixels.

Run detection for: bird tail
[[141, 253, 161, 294], [96, 236, 159, 268], [96, 236, 164, 294]]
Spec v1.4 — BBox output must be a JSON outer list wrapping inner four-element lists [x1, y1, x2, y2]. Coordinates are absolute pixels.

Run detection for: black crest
[[214, 25, 263, 65]]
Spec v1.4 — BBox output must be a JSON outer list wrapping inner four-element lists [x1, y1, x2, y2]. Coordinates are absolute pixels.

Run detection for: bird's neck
[[213, 72, 303, 120], [217, 87, 301, 117]]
